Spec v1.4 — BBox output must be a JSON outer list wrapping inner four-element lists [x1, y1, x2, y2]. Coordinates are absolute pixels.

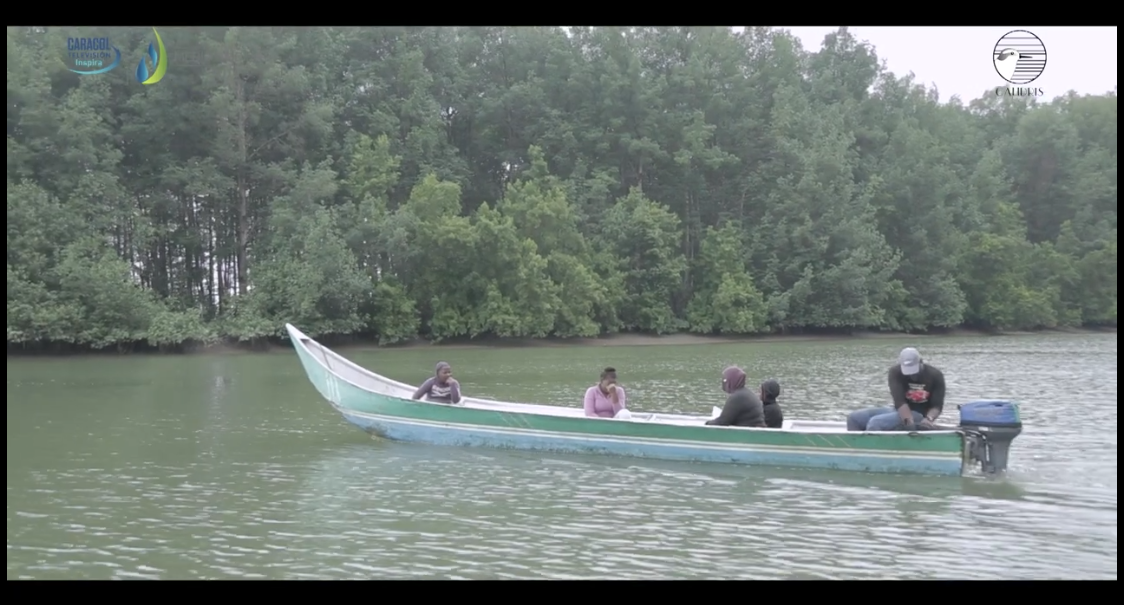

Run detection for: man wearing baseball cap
[[846, 347, 947, 432]]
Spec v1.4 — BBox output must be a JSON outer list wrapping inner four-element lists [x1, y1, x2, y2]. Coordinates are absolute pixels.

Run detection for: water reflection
[[288, 440, 1106, 580]]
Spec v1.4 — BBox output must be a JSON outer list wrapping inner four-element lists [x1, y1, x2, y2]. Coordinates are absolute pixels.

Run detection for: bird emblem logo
[[993, 30, 1047, 85]]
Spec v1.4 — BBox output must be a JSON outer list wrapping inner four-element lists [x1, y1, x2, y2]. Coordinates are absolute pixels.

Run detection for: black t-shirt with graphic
[[888, 363, 946, 417]]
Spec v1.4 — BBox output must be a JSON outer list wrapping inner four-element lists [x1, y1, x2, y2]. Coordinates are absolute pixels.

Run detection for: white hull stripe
[[334, 405, 963, 462]]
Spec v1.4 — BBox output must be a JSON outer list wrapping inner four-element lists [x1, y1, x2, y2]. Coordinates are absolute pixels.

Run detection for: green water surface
[[6, 333, 1117, 579]]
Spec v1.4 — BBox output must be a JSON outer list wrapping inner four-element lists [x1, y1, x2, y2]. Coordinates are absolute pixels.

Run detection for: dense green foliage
[[7, 26, 1117, 350]]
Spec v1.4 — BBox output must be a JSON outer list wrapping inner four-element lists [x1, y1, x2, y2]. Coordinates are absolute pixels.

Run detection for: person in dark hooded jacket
[[706, 366, 765, 428], [760, 379, 784, 428]]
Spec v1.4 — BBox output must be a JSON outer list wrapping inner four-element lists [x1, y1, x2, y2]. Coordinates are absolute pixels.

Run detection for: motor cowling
[[958, 400, 1022, 475]]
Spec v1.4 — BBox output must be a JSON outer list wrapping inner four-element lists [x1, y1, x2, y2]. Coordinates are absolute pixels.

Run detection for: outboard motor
[[958, 400, 1022, 475]]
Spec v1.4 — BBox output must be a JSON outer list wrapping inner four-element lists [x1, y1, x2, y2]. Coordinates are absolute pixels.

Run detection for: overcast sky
[[780, 27, 1117, 103]]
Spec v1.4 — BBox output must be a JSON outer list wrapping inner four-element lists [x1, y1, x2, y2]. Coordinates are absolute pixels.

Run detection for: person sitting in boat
[[706, 366, 765, 428], [846, 347, 946, 432], [412, 362, 462, 405], [583, 367, 627, 418], [760, 379, 784, 428]]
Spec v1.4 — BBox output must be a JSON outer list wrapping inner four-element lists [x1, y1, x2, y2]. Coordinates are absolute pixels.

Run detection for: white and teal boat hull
[[286, 324, 1019, 477]]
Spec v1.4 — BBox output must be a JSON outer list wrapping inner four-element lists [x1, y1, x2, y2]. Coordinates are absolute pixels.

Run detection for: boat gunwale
[[284, 323, 964, 439]]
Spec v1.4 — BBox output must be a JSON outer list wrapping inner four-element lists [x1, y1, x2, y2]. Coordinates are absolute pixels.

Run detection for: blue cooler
[[958, 400, 1022, 475]]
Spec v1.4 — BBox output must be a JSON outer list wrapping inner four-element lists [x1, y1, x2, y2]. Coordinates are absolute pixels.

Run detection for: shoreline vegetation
[[7, 27, 1116, 359], [6, 326, 1116, 357]]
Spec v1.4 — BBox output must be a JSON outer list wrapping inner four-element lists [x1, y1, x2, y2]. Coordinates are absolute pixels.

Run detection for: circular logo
[[992, 30, 1047, 85]]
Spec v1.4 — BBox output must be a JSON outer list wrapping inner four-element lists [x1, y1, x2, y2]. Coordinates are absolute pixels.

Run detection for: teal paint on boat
[[285, 324, 1014, 477]]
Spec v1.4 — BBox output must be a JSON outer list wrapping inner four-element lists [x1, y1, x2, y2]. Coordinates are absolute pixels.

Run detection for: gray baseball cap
[[899, 347, 922, 375]]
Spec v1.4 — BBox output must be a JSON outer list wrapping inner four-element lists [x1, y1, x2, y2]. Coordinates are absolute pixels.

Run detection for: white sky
[[780, 26, 1117, 103]]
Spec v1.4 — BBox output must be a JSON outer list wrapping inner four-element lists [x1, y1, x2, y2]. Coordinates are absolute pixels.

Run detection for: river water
[[6, 333, 1117, 580]]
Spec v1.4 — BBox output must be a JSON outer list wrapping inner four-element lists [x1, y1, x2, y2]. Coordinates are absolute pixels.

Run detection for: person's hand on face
[[602, 379, 618, 401]]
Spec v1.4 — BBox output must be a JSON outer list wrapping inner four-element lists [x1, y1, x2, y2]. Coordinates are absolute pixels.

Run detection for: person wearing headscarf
[[411, 361, 462, 404], [583, 367, 627, 418], [705, 366, 765, 427], [760, 379, 784, 428]]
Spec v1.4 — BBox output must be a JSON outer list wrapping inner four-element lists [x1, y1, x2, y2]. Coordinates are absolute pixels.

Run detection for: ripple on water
[[5, 334, 1117, 579], [4, 446, 1118, 580]]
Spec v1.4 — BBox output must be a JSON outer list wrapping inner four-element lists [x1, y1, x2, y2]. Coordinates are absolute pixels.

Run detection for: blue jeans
[[847, 407, 924, 432]]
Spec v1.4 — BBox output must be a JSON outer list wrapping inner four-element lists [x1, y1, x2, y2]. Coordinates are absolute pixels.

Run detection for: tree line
[[6, 26, 1117, 351]]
